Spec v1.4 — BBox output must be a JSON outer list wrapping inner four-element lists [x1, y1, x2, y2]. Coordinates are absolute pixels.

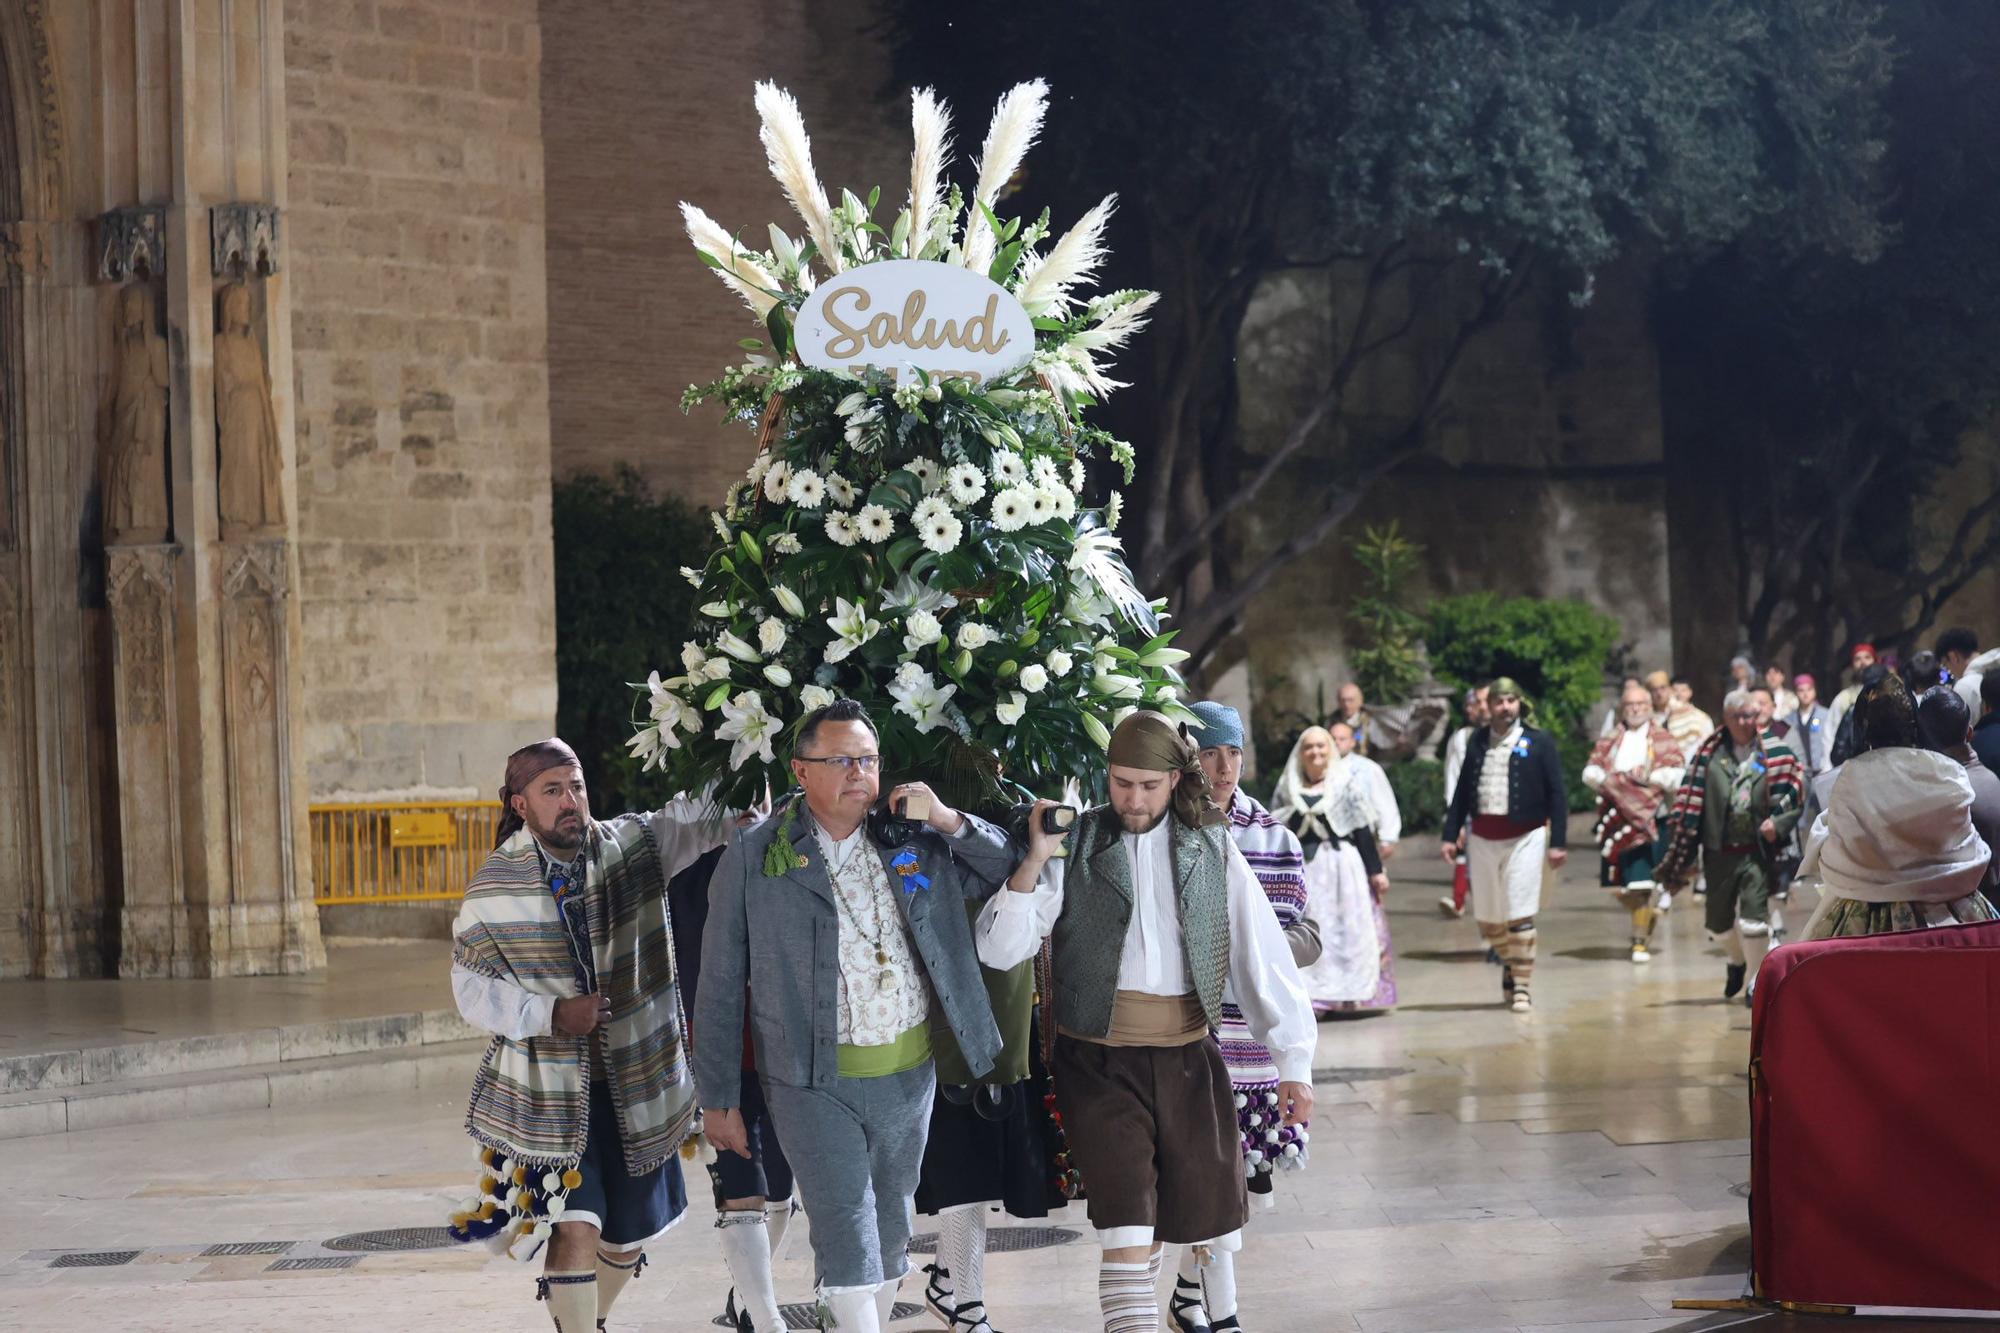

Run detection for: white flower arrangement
[[636, 79, 1192, 801]]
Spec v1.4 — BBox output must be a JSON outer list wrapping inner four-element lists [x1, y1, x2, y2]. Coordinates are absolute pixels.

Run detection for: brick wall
[[285, 0, 557, 794], [539, 0, 903, 507]]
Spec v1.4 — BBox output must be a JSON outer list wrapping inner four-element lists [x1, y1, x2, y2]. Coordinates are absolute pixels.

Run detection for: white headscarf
[[1799, 747, 1992, 906], [1271, 728, 1375, 841]]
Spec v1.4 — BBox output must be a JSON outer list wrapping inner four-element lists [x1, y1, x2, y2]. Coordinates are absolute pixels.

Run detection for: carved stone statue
[[103, 285, 171, 545], [214, 283, 284, 535]]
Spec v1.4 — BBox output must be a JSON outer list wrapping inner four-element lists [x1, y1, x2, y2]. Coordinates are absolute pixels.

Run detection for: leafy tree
[[1345, 521, 1426, 704], [884, 0, 1893, 676], [1425, 593, 1623, 808], [1655, 0, 2000, 682]]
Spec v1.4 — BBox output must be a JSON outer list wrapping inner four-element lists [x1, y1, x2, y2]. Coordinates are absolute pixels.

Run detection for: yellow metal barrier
[[309, 801, 503, 904]]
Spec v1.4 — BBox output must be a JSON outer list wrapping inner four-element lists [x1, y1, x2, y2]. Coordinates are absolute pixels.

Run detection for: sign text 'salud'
[[794, 259, 1036, 386]]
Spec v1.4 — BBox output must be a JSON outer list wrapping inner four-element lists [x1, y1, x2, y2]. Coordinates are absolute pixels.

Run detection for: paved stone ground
[[1, 854, 1979, 1330]]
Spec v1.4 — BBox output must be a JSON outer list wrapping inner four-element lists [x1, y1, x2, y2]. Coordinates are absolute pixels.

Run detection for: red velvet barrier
[[1750, 919, 2000, 1309]]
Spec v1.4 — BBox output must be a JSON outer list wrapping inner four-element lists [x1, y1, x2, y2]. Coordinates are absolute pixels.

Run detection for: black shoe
[[1724, 963, 1747, 999], [722, 1288, 752, 1332], [1212, 1318, 1243, 1333], [924, 1263, 954, 1321], [1169, 1274, 1212, 1332], [1501, 965, 1516, 997], [1485, 946, 1501, 964]]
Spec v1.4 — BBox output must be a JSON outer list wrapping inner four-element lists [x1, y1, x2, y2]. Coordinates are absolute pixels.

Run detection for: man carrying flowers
[[694, 698, 1019, 1333], [448, 739, 739, 1331]]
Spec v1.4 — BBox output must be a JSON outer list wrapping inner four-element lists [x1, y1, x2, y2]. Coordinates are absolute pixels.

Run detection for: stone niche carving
[[96, 207, 166, 282], [106, 546, 184, 973], [210, 203, 281, 277], [218, 542, 292, 911], [102, 285, 171, 545], [214, 283, 285, 536]]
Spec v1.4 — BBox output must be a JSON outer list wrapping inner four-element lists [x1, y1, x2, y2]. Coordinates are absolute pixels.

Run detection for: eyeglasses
[[794, 755, 883, 774]]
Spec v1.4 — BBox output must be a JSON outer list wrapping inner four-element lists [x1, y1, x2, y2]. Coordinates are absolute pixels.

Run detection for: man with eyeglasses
[[694, 698, 1018, 1333]]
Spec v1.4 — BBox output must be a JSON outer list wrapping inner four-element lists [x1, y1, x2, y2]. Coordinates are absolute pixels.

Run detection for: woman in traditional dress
[[1797, 673, 1996, 940], [1272, 726, 1394, 1014]]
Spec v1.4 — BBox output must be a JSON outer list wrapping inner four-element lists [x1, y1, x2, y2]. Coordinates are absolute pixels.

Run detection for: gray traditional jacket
[[692, 797, 1016, 1105]]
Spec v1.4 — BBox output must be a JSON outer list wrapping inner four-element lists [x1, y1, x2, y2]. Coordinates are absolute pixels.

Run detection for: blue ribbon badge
[[890, 847, 932, 895]]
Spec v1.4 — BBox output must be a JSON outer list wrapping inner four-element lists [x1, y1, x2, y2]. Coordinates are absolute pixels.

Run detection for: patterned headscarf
[[1186, 700, 1245, 749], [1107, 710, 1225, 828], [494, 738, 582, 848]]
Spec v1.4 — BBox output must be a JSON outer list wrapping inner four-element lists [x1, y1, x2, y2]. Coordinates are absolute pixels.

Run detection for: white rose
[[1019, 663, 1049, 693], [905, 610, 943, 647], [956, 622, 993, 652], [1046, 649, 1074, 677], [801, 684, 837, 712], [995, 692, 1027, 726], [758, 618, 786, 655]]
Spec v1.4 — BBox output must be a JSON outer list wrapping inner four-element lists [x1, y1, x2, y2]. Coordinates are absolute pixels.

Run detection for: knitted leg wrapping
[[536, 1269, 597, 1332], [594, 1249, 645, 1324], [1100, 1260, 1159, 1333]]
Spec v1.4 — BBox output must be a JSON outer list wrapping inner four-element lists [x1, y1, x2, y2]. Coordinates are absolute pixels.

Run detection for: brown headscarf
[[494, 738, 582, 848], [1106, 710, 1225, 829]]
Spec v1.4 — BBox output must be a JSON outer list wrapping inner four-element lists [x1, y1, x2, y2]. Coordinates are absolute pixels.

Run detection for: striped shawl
[[1658, 729, 1802, 890], [452, 816, 697, 1174]]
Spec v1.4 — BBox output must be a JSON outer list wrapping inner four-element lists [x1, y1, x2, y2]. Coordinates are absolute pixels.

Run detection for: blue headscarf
[[1187, 700, 1245, 750]]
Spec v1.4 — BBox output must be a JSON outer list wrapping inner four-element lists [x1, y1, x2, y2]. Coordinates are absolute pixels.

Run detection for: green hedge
[[1383, 757, 1446, 836], [1425, 593, 1623, 813], [553, 467, 710, 816]]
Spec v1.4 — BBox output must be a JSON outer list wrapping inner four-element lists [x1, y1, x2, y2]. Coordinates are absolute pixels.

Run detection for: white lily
[[716, 628, 762, 664], [716, 689, 779, 770], [888, 666, 958, 734], [823, 597, 883, 663], [772, 585, 806, 619], [763, 664, 794, 688]]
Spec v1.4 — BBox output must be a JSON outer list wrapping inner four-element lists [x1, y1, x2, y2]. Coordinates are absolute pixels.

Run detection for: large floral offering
[[629, 80, 1190, 808]]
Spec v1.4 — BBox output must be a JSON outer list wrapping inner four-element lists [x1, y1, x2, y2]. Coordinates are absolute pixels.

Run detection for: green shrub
[[1425, 594, 1622, 812], [553, 467, 710, 815], [1382, 757, 1446, 836]]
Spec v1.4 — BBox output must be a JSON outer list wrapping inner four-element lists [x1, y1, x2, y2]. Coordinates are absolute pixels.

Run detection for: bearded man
[[977, 711, 1316, 1333], [1582, 682, 1684, 962], [449, 739, 738, 1331], [1437, 679, 1569, 1013]]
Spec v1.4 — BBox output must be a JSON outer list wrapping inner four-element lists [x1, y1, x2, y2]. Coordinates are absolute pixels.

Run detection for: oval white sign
[[794, 259, 1035, 387]]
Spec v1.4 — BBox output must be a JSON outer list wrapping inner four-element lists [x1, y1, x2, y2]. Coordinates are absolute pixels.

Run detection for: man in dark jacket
[[1438, 677, 1569, 1013]]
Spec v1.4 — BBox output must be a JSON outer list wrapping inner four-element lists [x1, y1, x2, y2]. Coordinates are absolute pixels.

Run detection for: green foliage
[[1425, 594, 1622, 810], [552, 468, 709, 816], [1383, 758, 1446, 836], [1345, 521, 1427, 705]]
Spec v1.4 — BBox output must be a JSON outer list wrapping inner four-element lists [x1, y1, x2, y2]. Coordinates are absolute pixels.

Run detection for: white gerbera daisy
[[920, 513, 962, 555], [911, 495, 952, 528], [990, 451, 1027, 486], [1050, 487, 1077, 521], [990, 489, 1031, 532], [762, 459, 792, 503], [855, 504, 895, 543], [827, 473, 858, 507], [786, 467, 825, 509], [946, 463, 986, 507], [1069, 457, 1086, 490], [1024, 488, 1055, 524], [1030, 454, 1062, 487], [770, 532, 802, 556], [824, 510, 860, 547], [907, 457, 943, 493], [1104, 491, 1123, 531]]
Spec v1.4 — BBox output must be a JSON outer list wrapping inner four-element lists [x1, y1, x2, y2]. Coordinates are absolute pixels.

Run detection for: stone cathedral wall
[[283, 0, 557, 795]]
